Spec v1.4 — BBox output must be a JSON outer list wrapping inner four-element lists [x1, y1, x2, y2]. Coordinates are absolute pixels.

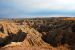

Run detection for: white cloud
[[1, 0, 75, 11], [30, 0, 75, 10], [2, 0, 75, 11]]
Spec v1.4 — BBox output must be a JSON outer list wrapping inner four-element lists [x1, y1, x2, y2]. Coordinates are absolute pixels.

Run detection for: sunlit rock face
[[0, 18, 75, 50], [0, 21, 50, 50]]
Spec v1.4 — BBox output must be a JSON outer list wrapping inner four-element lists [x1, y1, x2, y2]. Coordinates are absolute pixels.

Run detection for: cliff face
[[0, 18, 75, 50], [0, 21, 51, 50]]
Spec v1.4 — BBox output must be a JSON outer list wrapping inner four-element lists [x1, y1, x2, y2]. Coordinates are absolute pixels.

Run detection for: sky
[[0, 0, 75, 18]]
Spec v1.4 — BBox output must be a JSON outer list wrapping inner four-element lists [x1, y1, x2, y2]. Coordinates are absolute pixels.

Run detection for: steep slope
[[0, 20, 73, 50], [0, 21, 51, 50]]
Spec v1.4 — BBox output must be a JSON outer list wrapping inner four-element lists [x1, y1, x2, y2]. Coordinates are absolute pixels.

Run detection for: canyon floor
[[0, 17, 75, 50]]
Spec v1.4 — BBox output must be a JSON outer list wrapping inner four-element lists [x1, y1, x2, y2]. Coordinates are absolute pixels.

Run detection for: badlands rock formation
[[0, 18, 75, 50]]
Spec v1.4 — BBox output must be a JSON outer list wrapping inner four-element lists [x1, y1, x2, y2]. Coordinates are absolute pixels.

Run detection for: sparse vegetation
[[0, 17, 75, 50]]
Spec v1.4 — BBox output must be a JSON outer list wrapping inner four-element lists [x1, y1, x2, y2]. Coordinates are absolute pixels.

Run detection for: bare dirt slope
[[0, 18, 75, 50]]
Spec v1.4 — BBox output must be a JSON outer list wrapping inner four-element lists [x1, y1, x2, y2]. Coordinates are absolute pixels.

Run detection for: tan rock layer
[[0, 21, 70, 50]]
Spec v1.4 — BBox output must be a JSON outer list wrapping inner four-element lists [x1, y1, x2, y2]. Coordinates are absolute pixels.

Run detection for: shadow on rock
[[0, 30, 27, 47]]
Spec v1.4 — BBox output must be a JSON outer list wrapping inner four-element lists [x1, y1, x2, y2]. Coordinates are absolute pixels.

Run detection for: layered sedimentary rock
[[0, 21, 51, 50], [0, 19, 75, 50]]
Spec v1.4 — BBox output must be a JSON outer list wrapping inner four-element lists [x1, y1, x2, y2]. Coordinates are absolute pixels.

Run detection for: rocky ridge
[[0, 19, 74, 50]]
